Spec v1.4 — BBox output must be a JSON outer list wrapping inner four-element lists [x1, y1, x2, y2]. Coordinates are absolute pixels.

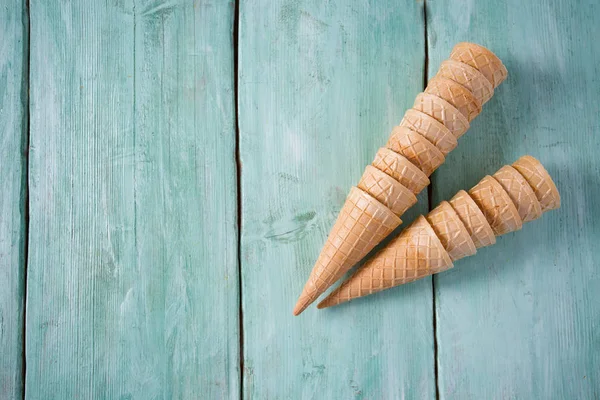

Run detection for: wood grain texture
[[239, 1, 435, 398], [0, 2, 27, 399], [428, 0, 600, 398], [26, 1, 239, 398]]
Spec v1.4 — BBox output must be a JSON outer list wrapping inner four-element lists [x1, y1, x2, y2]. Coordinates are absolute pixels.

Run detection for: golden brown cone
[[318, 157, 560, 309], [399, 109, 457, 156], [437, 60, 494, 105], [317, 216, 452, 309], [426, 201, 476, 261], [493, 165, 542, 222], [425, 76, 482, 122], [293, 187, 401, 315], [449, 42, 508, 88], [357, 166, 417, 217], [371, 148, 430, 195], [296, 43, 508, 315], [449, 190, 496, 249], [386, 126, 445, 176], [413, 92, 470, 138], [469, 176, 523, 235], [512, 155, 561, 212]]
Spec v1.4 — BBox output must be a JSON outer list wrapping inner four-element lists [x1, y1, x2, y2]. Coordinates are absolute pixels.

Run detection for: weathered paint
[[26, 1, 239, 398], [239, 1, 435, 398], [428, 0, 600, 398], [0, 2, 27, 399], [0, 0, 597, 398]]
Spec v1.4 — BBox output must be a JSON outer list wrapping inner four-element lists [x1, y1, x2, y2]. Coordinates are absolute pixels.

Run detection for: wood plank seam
[[422, 1, 442, 399], [233, 1, 244, 400]]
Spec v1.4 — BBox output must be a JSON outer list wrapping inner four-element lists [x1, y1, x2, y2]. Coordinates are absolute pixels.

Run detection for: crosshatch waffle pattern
[[294, 43, 514, 315], [386, 126, 445, 177], [318, 216, 453, 308], [512, 155, 561, 212], [358, 166, 417, 217], [293, 187, 401, 315], [469, 175, 523, 235], [450, 42, 508, 88], [437, 59, 494, 105], [316, 159, 561, 309], [449, 190, 496, 249], [425, 76, 482, 121], [413, 92, 470, 138], [494, 165, 542, 222], [426, 201, 476, 261], [399, 109, 458, 156], [371, 148, 430, 195]]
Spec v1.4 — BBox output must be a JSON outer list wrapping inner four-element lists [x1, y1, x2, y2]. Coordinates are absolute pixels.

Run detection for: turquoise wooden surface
[[239, 1, 436, 398], [26, 1, 238, 398], [428, 0, 600, 398], [0, 0, 598, 398], [0, 2, 27, 399]]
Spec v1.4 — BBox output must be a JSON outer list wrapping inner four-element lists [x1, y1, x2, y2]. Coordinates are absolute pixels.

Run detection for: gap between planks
[[21, 0, 31, 399], [233, 1, 244, 399]]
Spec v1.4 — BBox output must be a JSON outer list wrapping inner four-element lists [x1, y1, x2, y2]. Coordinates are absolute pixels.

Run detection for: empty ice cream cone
[[493, 165, 542, 222], [386, 126, 446, 176], [425, 76, 482, 121], [426, 201, 476, 261], [437, 59, 494, 105], [317, 216, 453, 309], [318, 156, 560, 309], [293, 187, 401, 315], [413, 92, 470, 138], [371, 148, 430, 195], [400, 109, 458, 155], [449, 190, 496, 249], [469, 175, 523, 235], [512, 155, 561, 212], [449, 42, 508, 88], [358, 165, 417, 217]]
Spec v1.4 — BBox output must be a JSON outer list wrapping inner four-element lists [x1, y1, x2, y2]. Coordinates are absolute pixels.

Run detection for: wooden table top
[[2, 0, 598, 398]]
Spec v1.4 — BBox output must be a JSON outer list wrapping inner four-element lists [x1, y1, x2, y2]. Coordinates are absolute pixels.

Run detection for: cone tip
[[292, 302, 304, 316]]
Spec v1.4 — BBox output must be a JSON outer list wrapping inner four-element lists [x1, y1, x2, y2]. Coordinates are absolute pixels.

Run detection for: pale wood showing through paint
[[26, 1, 239, 398]]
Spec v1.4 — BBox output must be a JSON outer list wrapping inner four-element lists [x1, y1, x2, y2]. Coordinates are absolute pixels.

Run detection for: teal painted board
[[0, 1, 27, 399], [26, 1, 239, 398], [239, 1, 435, 398], [428, 0, 600, 398]]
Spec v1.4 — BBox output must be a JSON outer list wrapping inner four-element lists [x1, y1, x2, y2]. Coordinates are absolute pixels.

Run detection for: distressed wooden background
[[1, 0, 598, 399]]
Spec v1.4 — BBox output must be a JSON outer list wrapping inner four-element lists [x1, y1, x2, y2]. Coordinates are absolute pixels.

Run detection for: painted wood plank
[[0, 2, 27, 399], [26, 1, 239, 398], [428, 0, 600, 398], [239, 1, 435, 398]]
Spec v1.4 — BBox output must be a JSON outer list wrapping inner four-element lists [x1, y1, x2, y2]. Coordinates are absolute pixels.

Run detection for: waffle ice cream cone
[[371, 148, 430, 195], [425, 76, 482, 121], [413, 92, 470, 138], [387, 126, 445, 176], [426, 201, 476, 261], [293, 187, 401, 315], [400, 109, 457, 155], [295, 43, 508, 315], [358, 165, 417, 217], [318, 157, 560, 308], [449, 190, 496, 249], [437, 60, 494, 105], [493, 165, 542, 222], [469, 175, 523, 235], [512, 155, 561, 212], [450, 42, 508, 88], [317, 216, 453, 309]]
